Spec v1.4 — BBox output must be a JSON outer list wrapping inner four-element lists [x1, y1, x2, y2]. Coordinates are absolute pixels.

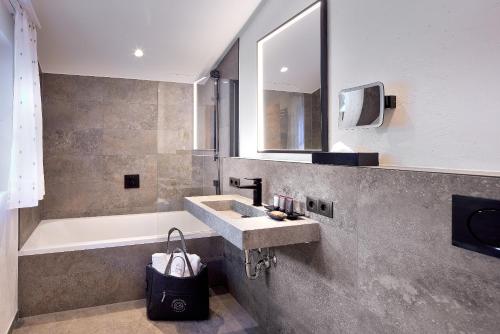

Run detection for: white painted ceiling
[[32, 0, 261, 83], [262, 4, 320, 93]]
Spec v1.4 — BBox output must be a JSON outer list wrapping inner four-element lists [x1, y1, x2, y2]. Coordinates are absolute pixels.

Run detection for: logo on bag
[[171, 299, 187, 312]]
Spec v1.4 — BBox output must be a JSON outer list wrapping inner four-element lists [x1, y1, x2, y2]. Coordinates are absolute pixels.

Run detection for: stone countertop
[[184, 195, 320, 250]]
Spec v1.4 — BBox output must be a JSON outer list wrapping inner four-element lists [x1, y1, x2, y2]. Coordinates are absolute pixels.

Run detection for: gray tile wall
[[221, 157, 500, 334], [19, 236, 225, 316], [192, 150, 219, 196], [18, 203, 41, 249], [38, 74, 198, 219]]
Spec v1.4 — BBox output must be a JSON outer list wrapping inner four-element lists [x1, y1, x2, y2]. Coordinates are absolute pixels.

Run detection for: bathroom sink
[[185, 195, 320, 250], [200, 200, 266, 219]]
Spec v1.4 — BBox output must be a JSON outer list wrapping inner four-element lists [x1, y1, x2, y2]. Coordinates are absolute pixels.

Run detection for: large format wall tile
[[157, 185, 198, 212], [101, 78, 158, 105], [102, 102, 157, 130], [102, 155, 157, 185], [157, 151, 192, 183], [43, 181, 106, 219], [101, 181, 158, 214], [157, 102, 193, 153], [156, 151, 197, 211], [38, 74, 199, 220], [18, 203, 41, 249], [42, 98, 105, 131], [158, 104, 192, 131], [19, 237, 225, 316], [43, 74, 109, 103], [101, 155, 158, 212], [43, 129, 103, 156], [157, 82, 192, 154], [357, 240, 500, 334], [44, 155, 104, 184], [158, 82, 192, 107], [191, 154, 204, 189], [201, 154, 218, 195], [102, 129, 157, 156], [220, 157, 500, 334]]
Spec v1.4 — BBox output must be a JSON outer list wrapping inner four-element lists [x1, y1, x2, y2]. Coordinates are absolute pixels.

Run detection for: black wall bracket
[[384, 95, 397, 109]]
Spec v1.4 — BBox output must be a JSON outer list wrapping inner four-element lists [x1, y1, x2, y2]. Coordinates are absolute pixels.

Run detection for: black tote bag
[[146, 228, 209, 321]]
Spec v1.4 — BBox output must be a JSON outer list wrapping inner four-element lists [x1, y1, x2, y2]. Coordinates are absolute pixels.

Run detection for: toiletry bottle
[[278, 196, 286, 212], [273, 195, 280, 210], [285, 197, 294, 215]]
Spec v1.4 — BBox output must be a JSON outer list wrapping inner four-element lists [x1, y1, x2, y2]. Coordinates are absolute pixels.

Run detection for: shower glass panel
[[194, 77, 216, 151], [218, 79, 239, 157], [192, 41, 239, 196], [193, 75, 220, 195]]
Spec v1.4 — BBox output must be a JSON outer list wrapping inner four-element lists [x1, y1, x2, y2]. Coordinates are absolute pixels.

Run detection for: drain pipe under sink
[[244, 248, 277, 280]]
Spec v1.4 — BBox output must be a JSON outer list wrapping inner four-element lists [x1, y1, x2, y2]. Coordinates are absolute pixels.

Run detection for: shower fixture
[[210, 69, 222, 195]]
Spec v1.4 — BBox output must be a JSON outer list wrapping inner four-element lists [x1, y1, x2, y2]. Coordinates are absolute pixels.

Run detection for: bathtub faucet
[[236, 178, 262, 206]]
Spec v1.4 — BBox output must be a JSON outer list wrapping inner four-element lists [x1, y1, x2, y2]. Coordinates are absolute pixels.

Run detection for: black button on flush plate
[[452, 195, 500, 259], [468, 209, 500, 247], [124, 174, 140, 189]]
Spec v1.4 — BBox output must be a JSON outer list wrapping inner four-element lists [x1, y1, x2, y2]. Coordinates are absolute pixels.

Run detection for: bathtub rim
[[19, 211, 218, 256]]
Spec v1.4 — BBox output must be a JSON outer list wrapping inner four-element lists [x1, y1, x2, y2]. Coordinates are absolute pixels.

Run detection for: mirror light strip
[[193, 76, 207, 150], [257, 42, 264, 151]]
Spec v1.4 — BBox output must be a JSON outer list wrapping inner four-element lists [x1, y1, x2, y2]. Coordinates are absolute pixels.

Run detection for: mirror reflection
[[258, 2, 322, 151], [338, 82, 385, 129]]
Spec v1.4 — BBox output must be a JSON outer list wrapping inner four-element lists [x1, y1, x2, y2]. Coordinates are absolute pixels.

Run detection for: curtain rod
[[4, 0, 41, 29]]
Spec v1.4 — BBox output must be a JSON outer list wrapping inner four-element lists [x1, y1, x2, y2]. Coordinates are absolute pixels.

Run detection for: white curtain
[[8, 8, 44, 209]]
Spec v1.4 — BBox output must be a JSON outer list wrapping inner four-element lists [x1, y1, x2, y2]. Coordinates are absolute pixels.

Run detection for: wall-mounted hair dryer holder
[[384, 95, 397, 109]]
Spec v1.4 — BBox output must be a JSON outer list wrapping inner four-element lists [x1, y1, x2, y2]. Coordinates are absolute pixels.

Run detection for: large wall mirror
[[257, 0, 328, 153]]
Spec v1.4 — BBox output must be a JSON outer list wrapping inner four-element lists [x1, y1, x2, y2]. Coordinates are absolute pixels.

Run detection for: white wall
[[0, 2, 18, 333], [239, 0, 500, 173], [0, 194, 17, 334], [331, 0, 500, 172]]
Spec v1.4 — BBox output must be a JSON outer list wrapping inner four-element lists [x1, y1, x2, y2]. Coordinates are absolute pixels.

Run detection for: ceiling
[[32, 0, 261, 83], [262, 4, 320, 93]]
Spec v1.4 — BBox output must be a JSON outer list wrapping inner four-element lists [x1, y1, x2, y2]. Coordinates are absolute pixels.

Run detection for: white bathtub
[[19, 211, 217, 256]]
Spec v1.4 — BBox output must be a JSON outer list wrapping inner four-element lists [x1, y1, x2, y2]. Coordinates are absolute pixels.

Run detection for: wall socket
[[318, 200, 333, 218], [306, 196, 333, 218], [306, 196, 318, 213], [229, 177, 240, 187]]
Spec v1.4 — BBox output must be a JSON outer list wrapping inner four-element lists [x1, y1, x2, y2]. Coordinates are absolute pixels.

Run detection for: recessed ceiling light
[[134, 49, 144, 58], [280, 67, 288, 73]]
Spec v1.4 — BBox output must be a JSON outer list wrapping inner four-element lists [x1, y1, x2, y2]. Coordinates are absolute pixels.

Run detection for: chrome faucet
[[236, 178, 262, 206]]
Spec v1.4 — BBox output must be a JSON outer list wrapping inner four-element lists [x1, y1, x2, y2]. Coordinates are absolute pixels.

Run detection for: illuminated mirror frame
[[257, 0, 328, 153], [193, 76, 208, 150]]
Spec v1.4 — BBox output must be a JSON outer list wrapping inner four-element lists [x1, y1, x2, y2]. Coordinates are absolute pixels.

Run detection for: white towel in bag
[[151, 252, 202, 277]]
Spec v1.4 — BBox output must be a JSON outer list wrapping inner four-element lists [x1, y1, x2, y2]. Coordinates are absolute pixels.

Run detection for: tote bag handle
[[166, 227, 189, 254], [165, 247, 195, 277]]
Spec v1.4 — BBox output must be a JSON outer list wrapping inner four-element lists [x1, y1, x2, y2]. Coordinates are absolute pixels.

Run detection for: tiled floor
[[13, 293, 260, 334]]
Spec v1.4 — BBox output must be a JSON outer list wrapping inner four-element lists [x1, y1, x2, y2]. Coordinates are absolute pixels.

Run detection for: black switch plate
[[124, 174, 140, 189], [452, 195, 500, 259]]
